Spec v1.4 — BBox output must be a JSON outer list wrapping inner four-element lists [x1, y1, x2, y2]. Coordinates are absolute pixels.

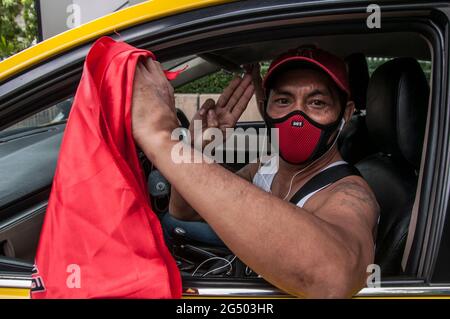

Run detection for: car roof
[[0, 0, 232, 83], [211, 32, 431, 65], [169, 31, 431, 89], [0, 0, 431, 86]]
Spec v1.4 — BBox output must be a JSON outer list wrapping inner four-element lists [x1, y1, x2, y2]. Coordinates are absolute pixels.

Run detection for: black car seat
[[339, 53, 378, 164], [346, 52, 370, 111], [355, 57, 429, 276]]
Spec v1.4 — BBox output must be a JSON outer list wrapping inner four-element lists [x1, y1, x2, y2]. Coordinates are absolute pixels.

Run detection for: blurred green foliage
[[175, 62, 270, 94], [0, 0, 37, 60], [175, 69, 235, 94]]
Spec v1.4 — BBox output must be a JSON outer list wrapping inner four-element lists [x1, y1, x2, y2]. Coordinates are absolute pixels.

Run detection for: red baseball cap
[[263, 46, 351, 98]]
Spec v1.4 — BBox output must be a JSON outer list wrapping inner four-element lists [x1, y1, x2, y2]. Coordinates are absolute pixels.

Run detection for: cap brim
[[263, 56, 350, 97]]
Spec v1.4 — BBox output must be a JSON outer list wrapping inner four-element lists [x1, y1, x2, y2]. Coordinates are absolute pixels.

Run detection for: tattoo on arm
[[330, 180, 380, 236], [333, 181, 378, 211]]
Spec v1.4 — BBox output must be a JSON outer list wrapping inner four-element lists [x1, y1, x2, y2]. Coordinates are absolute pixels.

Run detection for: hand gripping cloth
[[31, 36, 183, 298]]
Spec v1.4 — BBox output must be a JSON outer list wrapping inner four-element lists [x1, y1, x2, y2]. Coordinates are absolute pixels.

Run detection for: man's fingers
[[144, 59, 168, 84], [143, 58, 176, 108], [198, 98, 216, 116], [251, 66, 266, 104], [231, 83, 254, 119], [226, 73, 253, 113], [135, 62, 148, 80], [152, 61, 175, 100], [133, 62, 152, 93], [150, 59, 168, 80], [143, 57, 157, 72], [207, 109, 219, 128], [243, 63, 266, 111], [216, 76, 243, 108]]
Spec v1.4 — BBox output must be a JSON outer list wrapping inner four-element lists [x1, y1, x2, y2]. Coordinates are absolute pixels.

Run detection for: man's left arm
[[140, 133, 378, 298], [132, 59, 379, 298]]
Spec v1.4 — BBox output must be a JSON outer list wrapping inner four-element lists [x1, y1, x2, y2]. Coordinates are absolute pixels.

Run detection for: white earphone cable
[[201, 255, 237, 277], [191, 256, 233, 277]]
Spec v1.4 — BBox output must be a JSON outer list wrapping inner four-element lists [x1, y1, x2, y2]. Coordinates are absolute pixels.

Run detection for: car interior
[[0, 30, 432, 287]]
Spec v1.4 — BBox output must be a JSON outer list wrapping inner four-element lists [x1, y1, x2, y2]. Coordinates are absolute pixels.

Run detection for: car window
[[1, 97, 73, 135], [3, 66, 268, 135], [175, 68, 264, 123]]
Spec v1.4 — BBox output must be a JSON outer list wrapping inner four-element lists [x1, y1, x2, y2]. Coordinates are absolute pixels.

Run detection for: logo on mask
[[291, 120, 304, 128]]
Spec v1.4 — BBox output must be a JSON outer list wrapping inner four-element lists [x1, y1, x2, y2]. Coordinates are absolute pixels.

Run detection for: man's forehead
[[271, 70, 335, 96]]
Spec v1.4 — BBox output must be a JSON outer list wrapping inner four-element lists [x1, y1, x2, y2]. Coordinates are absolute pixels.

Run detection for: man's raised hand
[[189, 73, 255, 149]]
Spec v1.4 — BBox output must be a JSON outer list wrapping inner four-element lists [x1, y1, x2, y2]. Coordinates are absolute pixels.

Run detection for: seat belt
[[289, 164, 361, 205]]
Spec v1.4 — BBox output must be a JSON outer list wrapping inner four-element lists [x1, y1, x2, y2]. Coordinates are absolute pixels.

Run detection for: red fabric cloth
[[31, 36, 182, 298]]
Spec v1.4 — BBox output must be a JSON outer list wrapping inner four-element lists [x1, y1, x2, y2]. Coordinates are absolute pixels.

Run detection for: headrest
[[366, 57, 429, 169], [345, 53, 369, 110]]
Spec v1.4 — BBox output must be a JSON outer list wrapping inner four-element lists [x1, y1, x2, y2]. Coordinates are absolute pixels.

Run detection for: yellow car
[[0, 0, 450, 299]]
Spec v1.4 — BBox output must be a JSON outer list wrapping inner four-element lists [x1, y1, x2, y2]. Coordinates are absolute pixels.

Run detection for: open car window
[[0, 97, 73, 139]]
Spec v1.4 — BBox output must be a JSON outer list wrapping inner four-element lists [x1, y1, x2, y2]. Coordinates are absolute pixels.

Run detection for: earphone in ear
[[339, 118, 346, 131]]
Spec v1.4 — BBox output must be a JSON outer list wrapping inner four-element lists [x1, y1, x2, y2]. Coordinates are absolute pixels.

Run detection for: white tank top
[[252, 157, 348, 207]]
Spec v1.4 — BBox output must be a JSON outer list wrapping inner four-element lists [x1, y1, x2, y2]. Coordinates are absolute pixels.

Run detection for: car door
[[1, 0, 450, 298]]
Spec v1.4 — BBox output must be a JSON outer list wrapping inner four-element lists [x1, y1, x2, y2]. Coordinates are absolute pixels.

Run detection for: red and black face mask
[[264, 110, 345, 166]]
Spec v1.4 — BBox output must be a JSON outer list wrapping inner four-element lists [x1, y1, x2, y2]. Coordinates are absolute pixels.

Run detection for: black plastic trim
[[34, 0, 43, 43], [427, 7, 450, 283], [0, 256, 33, 274], [405, 11, 449, 281]]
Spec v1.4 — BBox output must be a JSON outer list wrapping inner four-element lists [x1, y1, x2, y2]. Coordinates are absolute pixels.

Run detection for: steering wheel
[[176, 108, 190, 129]]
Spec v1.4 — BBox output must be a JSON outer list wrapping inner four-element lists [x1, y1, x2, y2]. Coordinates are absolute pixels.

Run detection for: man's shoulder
[[296, 173, 379, 242], [304, 173, 379, 217], [319, 175, 380, 228], [328, 175, 377, 204]]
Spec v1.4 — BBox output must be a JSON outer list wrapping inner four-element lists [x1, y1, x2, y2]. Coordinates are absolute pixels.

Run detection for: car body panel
[[0, 288, 30, 299], [4, 284, 450, 299], [0, 0, 233, 83]]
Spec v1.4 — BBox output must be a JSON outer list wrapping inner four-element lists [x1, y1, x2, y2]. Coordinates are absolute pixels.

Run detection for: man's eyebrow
[[272, 88, 293, 95], [305, 89, 330, 98]]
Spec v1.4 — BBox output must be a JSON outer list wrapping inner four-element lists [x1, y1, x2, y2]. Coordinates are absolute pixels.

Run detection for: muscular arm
[[142, 136, 379, 298], [132, 59, 379, 298], [168, 72, 255, 221], [168, 163, 257, 221]]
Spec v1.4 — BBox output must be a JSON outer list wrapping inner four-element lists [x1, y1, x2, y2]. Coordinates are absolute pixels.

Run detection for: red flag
[[31, 37, 182, 298]]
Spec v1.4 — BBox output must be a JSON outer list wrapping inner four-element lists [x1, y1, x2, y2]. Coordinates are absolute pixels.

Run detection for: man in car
[[131, 46, 380, 298]]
